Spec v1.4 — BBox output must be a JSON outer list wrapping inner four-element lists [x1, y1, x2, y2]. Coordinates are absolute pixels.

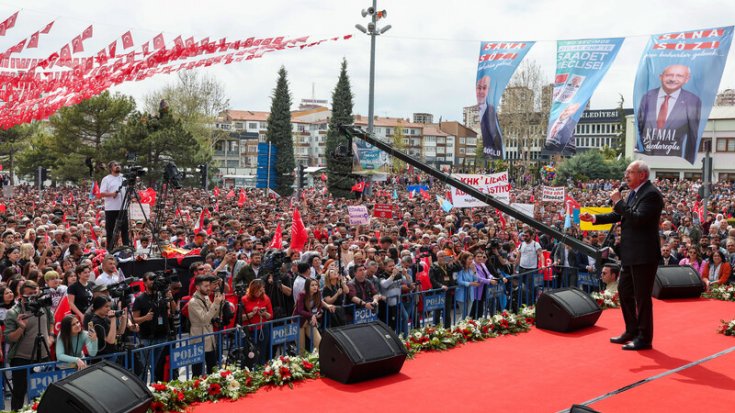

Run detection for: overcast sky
[[3, 0, 735, 122]]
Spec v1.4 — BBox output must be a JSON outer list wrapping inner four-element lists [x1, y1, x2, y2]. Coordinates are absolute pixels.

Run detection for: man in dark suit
[[637, 64, 701, 164], [544, 102, 580, 155], [581, 160, 664, 350], [476, 75, 502, 158]]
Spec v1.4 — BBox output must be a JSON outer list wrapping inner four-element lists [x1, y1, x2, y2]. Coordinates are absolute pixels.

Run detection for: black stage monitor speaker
[[536, 287, 602, 333], [653, 265, 705, 299], [569, 404, 601, 412], [37, 360, 152, 413], [319, 320, 407, 384]]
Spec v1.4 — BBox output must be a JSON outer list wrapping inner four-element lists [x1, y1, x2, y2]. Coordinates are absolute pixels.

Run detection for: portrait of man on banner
[[544, 102, 581, 155], [476, 75, 502, 158], [637, 64, 701, 164]]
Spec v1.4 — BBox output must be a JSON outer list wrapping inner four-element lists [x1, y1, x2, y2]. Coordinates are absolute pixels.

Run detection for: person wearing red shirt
[[241, 279, 273, 326]]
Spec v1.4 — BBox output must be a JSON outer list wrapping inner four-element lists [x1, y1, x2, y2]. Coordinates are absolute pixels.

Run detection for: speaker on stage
[[653, 265, 705, 299], [37, 360, 152, 413], [319, 320, 407, 384], [569, 404, 601, 412], [535, 287, 602, 333]]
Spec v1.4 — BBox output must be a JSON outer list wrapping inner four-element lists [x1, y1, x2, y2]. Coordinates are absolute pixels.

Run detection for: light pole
[[355, 1, 391, 134]]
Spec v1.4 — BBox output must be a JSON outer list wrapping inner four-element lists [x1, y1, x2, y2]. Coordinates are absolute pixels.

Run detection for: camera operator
[[99, 161, 130, 247], [4, 281, 54, 411], [89, 295, 128, 360], [132, 272, 176, 382], [260, 260, 293, 320], [234, 251, 262, 288], [189, 275, 225, 377]]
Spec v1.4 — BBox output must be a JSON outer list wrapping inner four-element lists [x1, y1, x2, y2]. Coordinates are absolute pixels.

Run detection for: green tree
[[266, 66, 295, 196], [0, 122, 39, 184], [326, 59, 355, 198], [48, 91, 135, 182], [554, 150, 629, 184], [391, 125, 407, 173], [15, 126, 56, 179]]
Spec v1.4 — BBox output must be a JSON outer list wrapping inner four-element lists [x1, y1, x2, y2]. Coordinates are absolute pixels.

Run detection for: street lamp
[[356, 1, 391, 134]]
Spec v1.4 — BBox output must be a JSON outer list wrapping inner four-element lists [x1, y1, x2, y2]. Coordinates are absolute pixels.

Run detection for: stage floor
[[192, 298, 735, 413]]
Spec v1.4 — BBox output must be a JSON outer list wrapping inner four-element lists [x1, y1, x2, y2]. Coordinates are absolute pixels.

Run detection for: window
[[247, 145, 257, 153], [248, 122, 258, 129], [719, 173, 735, 182], [699, 138, 712, 152], [229, 141, 239, 153], [459, 148, 465, 154], [235, 122, 244, 129], [424, 135, 435, 143], [716, 138, 735, 152], [459, 138, 466, 144], [385, 127, 392, 135], [683, 172, 702, 180]]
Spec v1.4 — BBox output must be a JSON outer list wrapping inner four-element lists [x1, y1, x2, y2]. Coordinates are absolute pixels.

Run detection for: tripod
[[111, 178, 153, 250], [29, 311, 51, 363]]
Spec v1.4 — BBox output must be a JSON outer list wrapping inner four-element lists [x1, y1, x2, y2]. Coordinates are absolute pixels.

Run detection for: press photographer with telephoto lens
[[4, 281, 54, 411], [132, 272, 176, 382]]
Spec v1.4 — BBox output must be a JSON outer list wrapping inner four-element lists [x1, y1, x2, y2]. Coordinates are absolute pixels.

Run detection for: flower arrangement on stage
[[590, 289, 620, 309], [716, 319, 735, 336], [703, 284, 735, 302], [403, 307, 535, 357], [260, 352, 320, 388]]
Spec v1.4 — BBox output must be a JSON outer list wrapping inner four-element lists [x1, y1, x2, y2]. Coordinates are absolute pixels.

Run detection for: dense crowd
[[1, 170, 734, 409]]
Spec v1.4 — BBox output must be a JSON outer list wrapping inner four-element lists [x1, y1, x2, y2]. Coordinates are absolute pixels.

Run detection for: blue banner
[[271, 321, 299, 345], [170, 342, 205, 370], [406, 184, 429, 193], [544, 38, 624, 155], [423, 292, 446, 312], [256, 143, 278, 189], [353, 138, 389, 174], [29, 368, 75, 399], [634, 26, 733, 164], [476, 41, 535, 159], [353, 308, 378, 324]]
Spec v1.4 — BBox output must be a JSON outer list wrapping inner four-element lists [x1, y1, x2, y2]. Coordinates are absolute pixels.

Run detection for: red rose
[[152, 383, 167, 392], [150, 401, 164, 412], [246, 376, 253, 386], [405, 342, 411, 350], [481, 326, 489, 333], [208, 383, 222, 396], [220, 370, 232, 378], [175, 390, 185, 401], [32, 402, 39, 411], [263, 369, 274, 377], [280, 366, 292, 379], [500, 319, 509, 328], [302, 360, 314, 370], [193, 379, 201, 388]]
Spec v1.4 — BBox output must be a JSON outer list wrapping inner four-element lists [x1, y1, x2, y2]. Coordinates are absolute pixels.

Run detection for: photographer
[[132, 272, 176, 382], [379, 259, 410, 336], [4, 281, 53, 411], [429, 251, 462, 328], [261, 260, 293, 320], [99, 161, 130, 247], [189, 275, 225, 377], [89, 295, 128, 359]]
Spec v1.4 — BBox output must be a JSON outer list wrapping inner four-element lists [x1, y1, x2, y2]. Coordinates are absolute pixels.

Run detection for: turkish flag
[[59, 44, 71, 62], [419, 188, 430, 200], [153, 33, 165, 50], [351, 181, 365, 192], [290, 208, 308, 252], [226, 189, 235, 199], [141, 42, 149, 55], [53, 296, 72, 335], [185, 37, 194, 47], [96, 49, 108, 64], [269, 223, 283, 249], [237, 190, 247, 207], [72, 35, 84, 53], [27, 32, 39, 48], [173, 35, 184, 48], [82, 25, 93, 40], [40, 20, 54, 34], [108, 40, 117, 58], [3, 11, 18, 30], [92, 181, 100, 199], [193, 208, 210, 233], [213, 186, 220, 197], [122, 31, 134, 49]]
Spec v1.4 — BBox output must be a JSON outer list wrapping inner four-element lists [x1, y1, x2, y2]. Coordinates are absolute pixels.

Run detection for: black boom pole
[[338, 124, 600, 261]]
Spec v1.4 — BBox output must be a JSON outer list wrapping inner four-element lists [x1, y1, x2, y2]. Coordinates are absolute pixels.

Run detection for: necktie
[[626, 190, 636, 206], [656, 95, 670, 129]]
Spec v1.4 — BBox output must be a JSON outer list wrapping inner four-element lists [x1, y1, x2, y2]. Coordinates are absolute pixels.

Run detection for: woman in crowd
[[454, 251, 480, 320], [0, 286, 16, 327], [68, 265, 94, 320], [56, 314, 98, 370], [62, 269, 77, 287], [322, 268, 349, 327], [241, 279, 273, 363], [701, 250, 731, 291], [18, 244, 35, 269], [679, 246, 704, 275], [0, 247, 21, 282], [294, 278, 332, 354]]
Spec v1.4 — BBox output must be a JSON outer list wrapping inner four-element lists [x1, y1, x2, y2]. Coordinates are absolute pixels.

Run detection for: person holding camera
[[89, 295, 128, 359], [189, 275, 225, 377], [56, 314, 98, 370], [379, 259, 410, 336], [132, 272, 176, 382], [429, 251, 462, 328], [99, 161, 130, 247], [4, 281, 54, 411]]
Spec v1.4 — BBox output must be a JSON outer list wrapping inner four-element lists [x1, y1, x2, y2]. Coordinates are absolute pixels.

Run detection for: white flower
[[723, 293, 731, 300], [227, 380, 240, 391]]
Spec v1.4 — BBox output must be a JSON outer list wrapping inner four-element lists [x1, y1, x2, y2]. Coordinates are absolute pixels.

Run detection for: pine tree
[[266, 66, 295, 196], [326, 59, 355, 198]]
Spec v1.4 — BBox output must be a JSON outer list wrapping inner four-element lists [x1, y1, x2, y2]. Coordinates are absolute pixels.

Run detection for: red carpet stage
[[192, 298, 735, 412]]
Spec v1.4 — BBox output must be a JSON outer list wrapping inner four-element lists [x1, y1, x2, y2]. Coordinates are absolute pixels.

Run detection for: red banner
[[373, 203, 394, 219]]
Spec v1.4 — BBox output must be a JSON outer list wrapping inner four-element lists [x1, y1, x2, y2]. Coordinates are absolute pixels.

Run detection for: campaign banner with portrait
[[541, 186, 565, 202], [476, 41, 535, 159], [353, 139, 390, 173], [450, 172, 510, 208], [544, 37, 624, 156], [634, 26, 733, 164]]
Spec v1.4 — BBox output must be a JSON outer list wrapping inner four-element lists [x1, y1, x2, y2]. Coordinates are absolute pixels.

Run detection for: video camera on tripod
[[107, 277, 141, 307], [25, 288, 54, 316]]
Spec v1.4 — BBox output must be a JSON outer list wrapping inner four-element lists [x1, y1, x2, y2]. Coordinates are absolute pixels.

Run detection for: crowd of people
[[0, 166, 734, 409]]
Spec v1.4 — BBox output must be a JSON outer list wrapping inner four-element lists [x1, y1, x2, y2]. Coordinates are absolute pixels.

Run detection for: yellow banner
[[580, 207, 613, 231]]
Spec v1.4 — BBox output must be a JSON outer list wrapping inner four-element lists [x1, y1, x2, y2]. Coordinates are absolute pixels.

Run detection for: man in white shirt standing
[[96, 255, 125, 287], [99, 161, 130, 247]]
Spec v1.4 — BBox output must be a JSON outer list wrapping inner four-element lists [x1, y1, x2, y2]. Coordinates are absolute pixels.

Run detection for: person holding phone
[[188, 275, 224, 376], [56, 314, 98, 370], [294, 278, 333, 354]]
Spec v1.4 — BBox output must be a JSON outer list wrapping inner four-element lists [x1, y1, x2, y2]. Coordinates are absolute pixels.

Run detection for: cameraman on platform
[[4, 281, 54, 411], [99, 161, 130, 247], [132, 272, 177, 382]]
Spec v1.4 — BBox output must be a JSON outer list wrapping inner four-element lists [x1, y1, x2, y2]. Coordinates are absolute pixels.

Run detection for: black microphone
[[608, 183, 629, 205]]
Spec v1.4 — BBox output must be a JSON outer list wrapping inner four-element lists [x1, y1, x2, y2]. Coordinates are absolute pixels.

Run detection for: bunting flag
[[121, 30, 134, 48], [268, 222, 283, 249], [0, 11, 19, 36], [40, 21, 54, 34], [237, 189, 247, 207], [290, 208, 308, 252]]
